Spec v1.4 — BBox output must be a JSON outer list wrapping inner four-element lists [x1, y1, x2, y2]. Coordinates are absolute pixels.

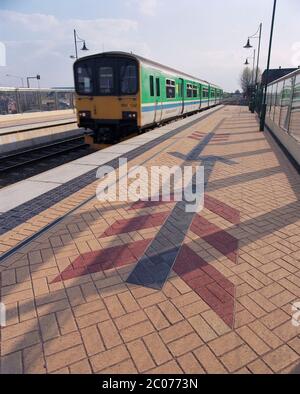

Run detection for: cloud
[[0, 10, 151, 87], [139, 0, 158, 16], [127, 0, 159, 16]]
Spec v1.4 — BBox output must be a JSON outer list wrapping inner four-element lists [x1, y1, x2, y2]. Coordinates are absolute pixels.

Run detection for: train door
[[148, 75, 156, 124], [199, 84, 202, 110], [179, 78, 185, 114], [154, 75, 163, 123]]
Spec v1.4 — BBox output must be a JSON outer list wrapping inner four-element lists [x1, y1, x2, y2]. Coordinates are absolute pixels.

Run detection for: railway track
[[0, 136, 93, 187]]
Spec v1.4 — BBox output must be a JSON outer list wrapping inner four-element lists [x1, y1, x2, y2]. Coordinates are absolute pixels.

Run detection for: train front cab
[[74, 54, 141, 143]]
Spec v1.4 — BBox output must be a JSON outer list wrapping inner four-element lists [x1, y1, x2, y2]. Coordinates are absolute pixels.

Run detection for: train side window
[[166, 79, 175, 99], [149, 76, 154, 97], [193, 85, 198, 98], [99, 66, 114, 94], [202, 88, 208, 99], [187, 83, 193, 98], [156, 78, 160, 97]]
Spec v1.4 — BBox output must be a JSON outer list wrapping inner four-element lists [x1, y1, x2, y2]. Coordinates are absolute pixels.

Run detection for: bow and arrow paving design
[[52, 119, 241, 329]]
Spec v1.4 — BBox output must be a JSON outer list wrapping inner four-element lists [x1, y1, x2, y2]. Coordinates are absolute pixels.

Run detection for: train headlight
[[122, 111, 137, 120], [79, 111, 91, 118]]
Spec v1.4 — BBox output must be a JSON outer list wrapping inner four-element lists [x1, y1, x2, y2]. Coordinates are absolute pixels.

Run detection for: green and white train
[[74, 51, 223, 143]]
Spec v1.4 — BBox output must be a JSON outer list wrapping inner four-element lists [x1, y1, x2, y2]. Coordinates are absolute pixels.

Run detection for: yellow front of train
[[73, 52, 141, 143]]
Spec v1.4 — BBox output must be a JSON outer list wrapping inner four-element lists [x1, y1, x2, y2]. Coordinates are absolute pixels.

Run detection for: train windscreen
[[74, 57, 138, 96]]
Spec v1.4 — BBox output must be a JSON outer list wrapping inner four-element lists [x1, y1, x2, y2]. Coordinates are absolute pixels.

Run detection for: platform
[[0, 105, 300, 374], [0, 109, 78, 155]]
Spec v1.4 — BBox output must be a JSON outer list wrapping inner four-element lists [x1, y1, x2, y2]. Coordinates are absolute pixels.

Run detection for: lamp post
[[70, 29, 89, 60], [26, 74, 41, 88], [244, 49, 256, 85], [244, 50, 256, 111], [243, 23, 263, 86], [5, 74, 24, 88], [260, 0, 277, 132]]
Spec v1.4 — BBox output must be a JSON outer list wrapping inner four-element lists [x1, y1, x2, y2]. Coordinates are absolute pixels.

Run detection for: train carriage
[[74, 51, 223, 143]]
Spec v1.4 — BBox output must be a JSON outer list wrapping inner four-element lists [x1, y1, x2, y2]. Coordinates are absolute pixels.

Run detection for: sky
[[0, 0, 299, 92]]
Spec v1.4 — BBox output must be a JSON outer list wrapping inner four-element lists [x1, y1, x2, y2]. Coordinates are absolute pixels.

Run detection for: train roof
[[75, 51, 222, 90]]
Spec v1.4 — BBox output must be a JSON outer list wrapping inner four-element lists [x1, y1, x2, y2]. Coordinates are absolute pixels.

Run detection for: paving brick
[[194, 346, 227, 373], [209, 332, 244, 357], [137, 291, 167, 309], [100, 359, 138, 374], [69, 359, 92, 374], [1, 269, 16, 286], [56, 309, 77, 334], [2, 318, 37, 341], [178, 300, 209, 318], [98, 320, 122, 349], [90, 344, 129, 372], [115, 310, 147, 330], [263, 345, 299, 373], [168, 333, 203, 357], [127, 339, 155, 372], [120, 320, 155, 343], [288, 337, 300, 355], [81, 325, 105, 356], [117, 291, 140, 313], [76, 309, 110, 329], [80, 282, 100, 302], [260, 309, 290, 330], [248, 321, 282, 350], [0, 351, 23, 374], [46, 344, 86, 372], [247, 359, 273, 374], [19, 299, 37, 322], [189, 315, 217, 342], [158, 300, 184, 324], [104, 295, 126, 318], [248, 292, 277, 312], [177, 352, 205, 374], [2, 331, 41, 355], [273, 320, 300, 342], [33, 278, 49, 296], [39, 313, 60, 341], [238, 295, 266, 318], [148, 360, 183, 374], [159, 320, 193, 344], [23, 343, 46, 373], [236, 326, 270, 355], [72, 299, 105, 317], [145, 305, 170, 330], [220, 344, 257, 373], [44, 332, 82, 356], [143, 332, 172, 365], [201, 310, 232, 335], [66, 286, 85, 307]]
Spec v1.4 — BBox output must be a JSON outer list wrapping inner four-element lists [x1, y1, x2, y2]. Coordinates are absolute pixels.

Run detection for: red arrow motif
[[51, 195, 240, 328]]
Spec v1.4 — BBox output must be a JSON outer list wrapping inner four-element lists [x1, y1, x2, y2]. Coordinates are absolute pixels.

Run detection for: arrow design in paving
[[126, 123, 237, 290], [51, 195, 240, 328]]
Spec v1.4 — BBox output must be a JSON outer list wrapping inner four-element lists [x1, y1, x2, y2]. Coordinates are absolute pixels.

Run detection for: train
[[73, 52, 223, 143]]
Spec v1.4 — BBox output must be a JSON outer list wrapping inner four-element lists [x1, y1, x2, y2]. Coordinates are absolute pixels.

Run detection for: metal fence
[[0, 88, 75, 115], [266, 68, 300, 143]]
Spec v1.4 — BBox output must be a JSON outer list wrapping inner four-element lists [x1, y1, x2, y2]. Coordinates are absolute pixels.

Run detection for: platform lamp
[[70, 29, 89, 60], [260, 0, 277, 132], [243, 23, 262, 87], [244, 49, 256, 85]]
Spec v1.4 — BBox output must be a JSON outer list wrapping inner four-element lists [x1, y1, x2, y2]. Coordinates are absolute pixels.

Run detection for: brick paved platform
[[1, 106, 300, 374]]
